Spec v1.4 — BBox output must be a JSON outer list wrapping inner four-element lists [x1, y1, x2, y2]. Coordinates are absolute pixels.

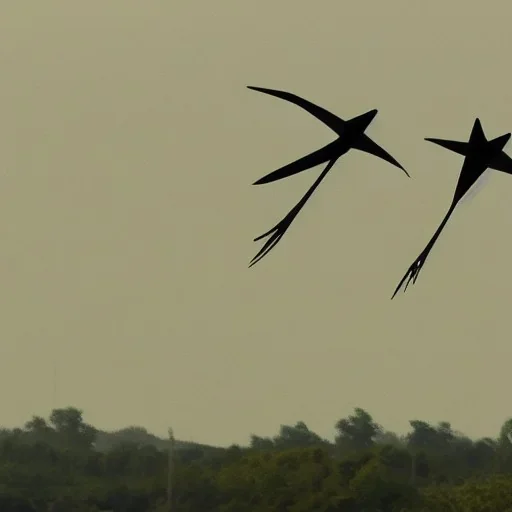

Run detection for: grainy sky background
[[1, 2, 512, 446]]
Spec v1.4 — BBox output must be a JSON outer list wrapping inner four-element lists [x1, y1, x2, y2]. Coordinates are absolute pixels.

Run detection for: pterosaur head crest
[[469, 118, 486, 143]]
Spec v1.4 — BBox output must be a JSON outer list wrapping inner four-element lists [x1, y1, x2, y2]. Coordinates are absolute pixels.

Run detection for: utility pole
[[410, 450, 416, 486], [52, 360, 57, 411], [167, 427, 175, 512]]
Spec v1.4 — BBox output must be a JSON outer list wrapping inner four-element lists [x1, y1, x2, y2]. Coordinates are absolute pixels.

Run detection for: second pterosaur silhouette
[[392, 118, 512, 298], [248, 86, 409, 267]]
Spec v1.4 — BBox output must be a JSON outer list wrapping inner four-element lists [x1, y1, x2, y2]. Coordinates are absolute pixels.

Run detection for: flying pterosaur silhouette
[[248, 86, 409, 267], [392, 118, 512, 298]]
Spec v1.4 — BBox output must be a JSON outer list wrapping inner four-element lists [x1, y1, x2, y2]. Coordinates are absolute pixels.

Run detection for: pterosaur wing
[[247, 86, 345, 134], [490, 151, 512, 175], [352, 134, 409, 176], [424, 138, 469, 157], [253, 140, 339, 185]]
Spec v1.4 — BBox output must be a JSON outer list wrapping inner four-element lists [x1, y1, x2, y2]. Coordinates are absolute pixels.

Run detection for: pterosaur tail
[[424, 138, 469, 157], [250, 158, 338, 267], [391, 204, 456, 299], [253, 140, 338, 185], [352, 133, 409, 176], [247, 86, 345, 133]]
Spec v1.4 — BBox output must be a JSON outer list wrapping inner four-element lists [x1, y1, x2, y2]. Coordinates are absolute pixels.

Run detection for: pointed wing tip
[[247, 86, 265, 93], [253, 172, 283, 185], [394, 160, 409, 177]]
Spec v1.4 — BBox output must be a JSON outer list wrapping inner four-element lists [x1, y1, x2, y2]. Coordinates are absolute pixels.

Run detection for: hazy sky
[[1, 2, 512, 447]]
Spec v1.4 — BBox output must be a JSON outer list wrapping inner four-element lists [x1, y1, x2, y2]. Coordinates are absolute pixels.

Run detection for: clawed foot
[[391, 256, 426, 299], [249, 209, 298, 268]]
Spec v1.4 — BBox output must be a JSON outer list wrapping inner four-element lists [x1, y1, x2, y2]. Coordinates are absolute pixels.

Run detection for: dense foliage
[[2, 406, 512, 511]]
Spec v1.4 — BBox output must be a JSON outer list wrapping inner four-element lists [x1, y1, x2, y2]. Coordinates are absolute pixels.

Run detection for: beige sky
[[1, 2, 512, 447]]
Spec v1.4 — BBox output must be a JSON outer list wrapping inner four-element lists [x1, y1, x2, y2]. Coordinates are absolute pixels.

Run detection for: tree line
[[2, 406, 512, 511]]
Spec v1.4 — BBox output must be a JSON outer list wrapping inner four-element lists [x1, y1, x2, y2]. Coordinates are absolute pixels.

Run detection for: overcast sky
[[1, 2, 512, 446]]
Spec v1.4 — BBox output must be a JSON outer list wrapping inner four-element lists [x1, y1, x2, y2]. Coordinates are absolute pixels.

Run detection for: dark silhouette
[[247, 86, 409, 267], [392, 118, 512, 298]]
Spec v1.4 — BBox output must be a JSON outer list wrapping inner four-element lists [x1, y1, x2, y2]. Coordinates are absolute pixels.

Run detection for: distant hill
[[93, 425, 221, 453]]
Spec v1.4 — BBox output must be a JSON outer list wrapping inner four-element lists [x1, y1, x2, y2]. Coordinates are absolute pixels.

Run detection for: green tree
[[249, 434, 274, 451], [273, 421, 325, 449], [374, 429, 405, 448], [24, 416, 54, 445], [349, 456, 420, 511], [49, 407, 97, 451], [335, 408, 381, 454], [407, 420, 440, 451]]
